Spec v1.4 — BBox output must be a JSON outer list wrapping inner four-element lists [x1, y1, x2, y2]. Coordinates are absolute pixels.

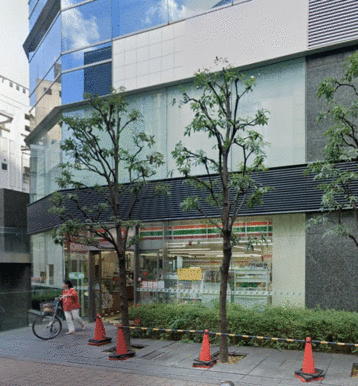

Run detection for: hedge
[[31, 289, 62, 311], [128, 303, 358, 354]]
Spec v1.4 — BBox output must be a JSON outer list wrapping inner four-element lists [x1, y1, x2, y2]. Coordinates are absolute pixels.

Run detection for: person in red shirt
[[61, 280, 85, 335]]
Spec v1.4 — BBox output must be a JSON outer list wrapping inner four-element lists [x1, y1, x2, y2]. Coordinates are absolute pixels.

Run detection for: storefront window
[[31, 233, 64, 289], [64, 241, 90, 317], [137, 218, 273, 307]]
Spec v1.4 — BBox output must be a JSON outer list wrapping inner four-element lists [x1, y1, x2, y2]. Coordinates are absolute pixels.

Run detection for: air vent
[[309, 0, 358, 49]]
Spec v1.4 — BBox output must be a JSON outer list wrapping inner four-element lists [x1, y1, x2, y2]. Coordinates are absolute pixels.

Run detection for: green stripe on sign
[[141, 231, 163, 237], [172, 229, 207, 235]]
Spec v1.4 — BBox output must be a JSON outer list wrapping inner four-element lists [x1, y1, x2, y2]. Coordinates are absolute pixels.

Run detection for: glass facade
[[29, 123, 62, 203], [29, 57, 305, 202], [61, 0, 112, 52], [31, 232, 64, 289], [29, 0, 49, 30], [112, 0, 234, 38], [62, 42, 111, 71], [30, 216, 272, 321], [29, 14, 62, 105], [137, 218, 273, 307]]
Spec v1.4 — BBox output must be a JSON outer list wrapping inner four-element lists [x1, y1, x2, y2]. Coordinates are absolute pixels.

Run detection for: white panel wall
[[113, 0, 309, 91], [272, 213, 305, 308]]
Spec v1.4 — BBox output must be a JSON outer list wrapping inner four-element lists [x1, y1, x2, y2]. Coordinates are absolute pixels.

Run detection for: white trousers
[[64, 308, 84, 332]]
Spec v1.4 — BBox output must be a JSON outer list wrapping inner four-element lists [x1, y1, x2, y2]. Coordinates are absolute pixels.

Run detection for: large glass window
[[231, 58, 306, 168], [61, 62, 112, 104], [31, 232, 64, 289], [62, 42, 111, 71], [61, 0, 112, 52], [126, 90, 168, 180], [112, 0, 169, 38], [168, 0, 223, 22], [137, 218, 273, 307], [29, 14, 61, 96], [29, 123, 62, 202], [29, 0, 50, 30], [61, 0, 93, 9]]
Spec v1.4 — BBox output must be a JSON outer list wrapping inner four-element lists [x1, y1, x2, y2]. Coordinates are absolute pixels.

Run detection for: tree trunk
[[219, 229, 232, 363], [118, 252, 130, 347]]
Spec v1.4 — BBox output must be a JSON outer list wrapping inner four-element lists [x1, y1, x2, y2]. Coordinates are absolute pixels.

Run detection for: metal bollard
[[220, 382, 235, 386]]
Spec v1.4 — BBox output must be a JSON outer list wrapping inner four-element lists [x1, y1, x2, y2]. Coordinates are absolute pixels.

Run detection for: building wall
[[306, 44, 358, 163], [272, 213, 305, 308], [0, 76, 30, 193], [0, 189, 30, 264], [306, 211, 358, 311], [0, 263, 32, 331], [112, 0, 309, 91]]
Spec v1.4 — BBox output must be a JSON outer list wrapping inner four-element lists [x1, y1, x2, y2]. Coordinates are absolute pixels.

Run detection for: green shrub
[[128, 303, 358, 354], [31, 289, 62, 311]]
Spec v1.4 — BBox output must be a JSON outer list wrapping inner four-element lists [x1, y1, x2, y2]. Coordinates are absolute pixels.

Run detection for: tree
[[305, 52, 358, 247], [50, 88, 165, 345], [171, 58, 271, 362]]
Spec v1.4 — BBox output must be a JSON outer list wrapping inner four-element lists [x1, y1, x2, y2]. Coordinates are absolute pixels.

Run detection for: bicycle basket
[[41, 302, 55, 313]]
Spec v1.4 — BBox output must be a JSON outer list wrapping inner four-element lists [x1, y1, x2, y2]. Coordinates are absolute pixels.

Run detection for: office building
[[24, 0, 358, 318]]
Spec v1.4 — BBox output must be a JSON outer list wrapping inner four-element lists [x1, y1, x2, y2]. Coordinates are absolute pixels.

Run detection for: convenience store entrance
[[89, 250, 134, 319]]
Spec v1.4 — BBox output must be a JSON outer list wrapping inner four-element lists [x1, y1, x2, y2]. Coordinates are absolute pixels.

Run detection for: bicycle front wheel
[[32, 315, 62, 340]]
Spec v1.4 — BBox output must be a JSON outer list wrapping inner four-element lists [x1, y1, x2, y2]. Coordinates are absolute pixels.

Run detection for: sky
[[0, 0, 29, 87]]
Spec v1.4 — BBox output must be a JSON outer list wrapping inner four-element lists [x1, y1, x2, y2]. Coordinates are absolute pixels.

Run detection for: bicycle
[[32, 297, 63, 340]]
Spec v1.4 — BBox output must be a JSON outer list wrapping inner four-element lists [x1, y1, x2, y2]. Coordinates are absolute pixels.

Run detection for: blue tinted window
[[61, 0, 92, 9], [62, 42, 111, 71], [29, 0, 51, 30], [30, 63, 62, 107], [62, 62, 111, 104], [29, 15, 61, 95], [112, 0, 169, 38], [61, 0, 111, 52], [168, 0, 225, 22]]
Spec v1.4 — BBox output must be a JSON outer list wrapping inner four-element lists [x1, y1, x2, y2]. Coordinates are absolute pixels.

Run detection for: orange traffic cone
[[294, 337, 324, 382], [192, 329, 217, 368], [109, 324, 135, 360], [88, 314, 112, 346]]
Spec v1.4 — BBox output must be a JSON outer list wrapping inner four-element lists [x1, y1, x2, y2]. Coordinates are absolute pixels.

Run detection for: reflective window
[[29, 0, 49, 30], [61, 0, 92, 9], [29, 0, 39, 14], [168, 0, 222, 22], [29, 123, 62, 202], [112, 0, 169, 38], [29, 15, 61, 95], [61, 0, 111, 52], [62, 62, 111, 104], [31, 77, 62, 127], [62, 42, 111, 71], [126, 90, 168, 180], [231, 58, 306, 168], [30, 60, 62, 107]]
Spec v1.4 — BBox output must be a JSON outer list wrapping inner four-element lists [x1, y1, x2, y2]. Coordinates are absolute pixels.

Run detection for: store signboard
[[141, 281, 165, 289], [178, 267, 202, 281], [69, 272, 85, 280]]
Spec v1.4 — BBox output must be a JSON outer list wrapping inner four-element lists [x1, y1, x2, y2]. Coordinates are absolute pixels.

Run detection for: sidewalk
[[0, 322, 357, 386]]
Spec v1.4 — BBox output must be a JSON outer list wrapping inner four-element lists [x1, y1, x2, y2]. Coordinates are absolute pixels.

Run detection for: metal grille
[[309, 0, 358, 48]]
